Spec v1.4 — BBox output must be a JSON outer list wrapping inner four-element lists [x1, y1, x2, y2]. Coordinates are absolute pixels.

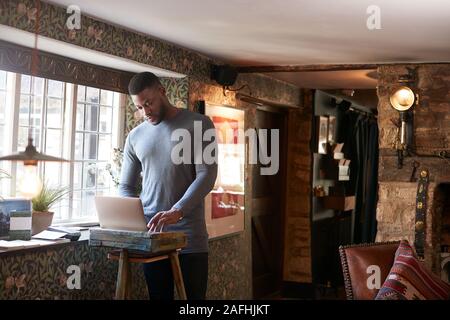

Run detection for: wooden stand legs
[[111, 249, 187, 300], [169, 251, 187, 300], [115, 249, 132, 300]]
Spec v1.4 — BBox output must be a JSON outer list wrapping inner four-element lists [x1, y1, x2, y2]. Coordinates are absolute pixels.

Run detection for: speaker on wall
[[211, 65, 238, 87]]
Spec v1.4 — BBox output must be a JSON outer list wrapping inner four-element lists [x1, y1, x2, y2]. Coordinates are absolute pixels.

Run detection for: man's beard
[[145, 103, 167, 125]]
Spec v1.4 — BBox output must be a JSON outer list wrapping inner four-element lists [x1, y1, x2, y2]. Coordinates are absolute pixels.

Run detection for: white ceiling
[[46, 0, 450, 88]]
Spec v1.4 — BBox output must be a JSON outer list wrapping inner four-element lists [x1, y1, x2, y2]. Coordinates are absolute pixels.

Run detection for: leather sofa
[[338, 241, 400, 300]]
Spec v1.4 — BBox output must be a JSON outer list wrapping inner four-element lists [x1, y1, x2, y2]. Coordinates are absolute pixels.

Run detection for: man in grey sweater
[[119, 72, 217, 300]]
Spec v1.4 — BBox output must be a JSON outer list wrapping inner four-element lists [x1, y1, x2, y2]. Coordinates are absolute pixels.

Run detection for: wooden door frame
[[255, 106, 289, 292]]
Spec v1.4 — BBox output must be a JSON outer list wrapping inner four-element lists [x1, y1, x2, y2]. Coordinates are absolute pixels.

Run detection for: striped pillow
[[375, 240, 450, 300]]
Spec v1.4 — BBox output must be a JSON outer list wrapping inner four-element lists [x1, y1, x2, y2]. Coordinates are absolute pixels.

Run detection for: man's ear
[[158, 86, 166, 96]]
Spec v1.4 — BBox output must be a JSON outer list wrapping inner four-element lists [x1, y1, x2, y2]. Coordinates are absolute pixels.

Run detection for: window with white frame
[[0, 70, 125, 224], [0, 71, 7, 155]]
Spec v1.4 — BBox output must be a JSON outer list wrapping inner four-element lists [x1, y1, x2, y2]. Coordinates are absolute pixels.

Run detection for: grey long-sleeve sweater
[[118, 108, 218, 253]]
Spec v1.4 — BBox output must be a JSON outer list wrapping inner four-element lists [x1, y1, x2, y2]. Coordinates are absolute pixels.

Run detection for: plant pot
[[32, 211, 54, 236]]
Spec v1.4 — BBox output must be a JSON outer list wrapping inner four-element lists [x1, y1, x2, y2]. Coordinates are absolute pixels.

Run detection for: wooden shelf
[[322, 196, 355, 211]]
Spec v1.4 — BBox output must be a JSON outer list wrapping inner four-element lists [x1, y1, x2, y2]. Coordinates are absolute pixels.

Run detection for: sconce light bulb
[[390, 86, 415, 111], [397, 89, 412, 106], [19, 164, 43, 199]]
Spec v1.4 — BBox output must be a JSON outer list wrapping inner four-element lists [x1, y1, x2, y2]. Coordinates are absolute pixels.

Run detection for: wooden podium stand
[[89, 228, 187, 300]]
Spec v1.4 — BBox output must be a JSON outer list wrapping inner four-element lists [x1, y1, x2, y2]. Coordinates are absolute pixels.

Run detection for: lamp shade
[[0, 137, 68, 165], [390, 86, 415, 112]]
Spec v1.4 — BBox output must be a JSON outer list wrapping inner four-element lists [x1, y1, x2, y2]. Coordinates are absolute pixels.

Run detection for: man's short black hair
[[128, 72, 161, 95]]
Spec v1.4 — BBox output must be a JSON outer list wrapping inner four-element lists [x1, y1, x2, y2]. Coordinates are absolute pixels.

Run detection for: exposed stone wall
[[377, 64, 450, 272], [283, 91, 313, 283], [376, 182, 436, 271]]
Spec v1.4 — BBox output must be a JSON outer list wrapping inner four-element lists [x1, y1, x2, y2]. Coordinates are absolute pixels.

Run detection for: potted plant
[[31, 182, 70, 235]]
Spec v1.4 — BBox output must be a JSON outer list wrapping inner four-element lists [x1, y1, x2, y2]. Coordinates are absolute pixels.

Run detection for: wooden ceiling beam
[[236, 62, 449, 73]]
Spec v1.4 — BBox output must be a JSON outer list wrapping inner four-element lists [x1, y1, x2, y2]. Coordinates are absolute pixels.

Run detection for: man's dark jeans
[[142, 252, 208, 300]]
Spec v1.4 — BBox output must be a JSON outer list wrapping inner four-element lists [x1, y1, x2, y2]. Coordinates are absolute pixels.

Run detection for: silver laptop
[[94, 196, 148, 231]]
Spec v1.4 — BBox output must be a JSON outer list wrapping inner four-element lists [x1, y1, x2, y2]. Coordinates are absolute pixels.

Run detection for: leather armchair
[[338, 241, 400, 300]]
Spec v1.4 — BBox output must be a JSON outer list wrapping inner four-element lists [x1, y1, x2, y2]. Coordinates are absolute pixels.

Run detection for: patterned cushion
[[375, 240, 450, 300]]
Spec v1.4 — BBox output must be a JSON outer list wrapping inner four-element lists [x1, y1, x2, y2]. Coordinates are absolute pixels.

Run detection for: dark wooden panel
[[0, 40, 133, 93], [237, 62, 449, 74]]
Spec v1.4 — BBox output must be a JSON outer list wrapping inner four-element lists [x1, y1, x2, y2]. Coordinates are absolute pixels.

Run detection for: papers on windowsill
[[0, 238, 69, 251], [32, 230, 68, 241]]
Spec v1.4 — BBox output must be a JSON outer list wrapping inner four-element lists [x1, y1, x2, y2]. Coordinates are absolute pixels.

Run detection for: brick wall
[[283, 91, 313, 283]]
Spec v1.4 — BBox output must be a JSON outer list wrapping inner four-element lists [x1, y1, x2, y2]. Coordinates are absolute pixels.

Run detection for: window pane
[[81, 190, 96, 218], [32, 128, 41, 151], [0, 162, 10, 197], [86, 87, 99, 104], [45, 129, 62, 157], [0, 125, 4, 154], [33, 77, 44, 95], [47, 80, 63, 98], [98, 134, 112, 161], [74, 133, 84, 160], [97, 162, 111, 189], [44, 162, 62, 185], [76, 103, 85, 131], [47, 97, 63, 128], [0, 91, 6, 123], [56, 197, 70, 221], [18, 127, 40, 151], [21, 75, 31, 93], [17, 127, 28, 150], [71, 191, 82, 220], [15, 162, 23, 192], [84, 133, 98, 160], [77, 85, 86, 102], [31, 96, 43, 127], [19, 95, 30, 126], [84, 105, 99, 131], [100, 90, 114, 106], [83, 162, 96, 188], [0, 71, 6, 89], [99, 107, 112, 133], [73, 161, 82, 189]]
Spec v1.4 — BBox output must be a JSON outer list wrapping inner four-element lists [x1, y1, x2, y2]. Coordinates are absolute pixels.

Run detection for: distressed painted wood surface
[[89, 228, 187, 253]]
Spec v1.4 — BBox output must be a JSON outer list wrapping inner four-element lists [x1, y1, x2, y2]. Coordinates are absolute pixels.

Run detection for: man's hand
[[148, 208, 183, 232]]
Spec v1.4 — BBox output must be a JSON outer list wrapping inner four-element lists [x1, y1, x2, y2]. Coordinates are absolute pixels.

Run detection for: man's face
[[132, 86, 167, 125]]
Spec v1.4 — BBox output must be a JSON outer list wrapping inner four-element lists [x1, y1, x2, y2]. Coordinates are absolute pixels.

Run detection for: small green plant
[[32, 182, 70, 212]]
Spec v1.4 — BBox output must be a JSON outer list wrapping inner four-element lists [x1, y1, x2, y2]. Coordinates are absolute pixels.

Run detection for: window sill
[[0, 230, 90, 258], [52, 220, 100, 228]]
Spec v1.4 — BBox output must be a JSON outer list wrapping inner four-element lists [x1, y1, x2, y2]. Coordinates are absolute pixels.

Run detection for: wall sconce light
[[390, 85, 418, 168], [390, 86, 415, 144]]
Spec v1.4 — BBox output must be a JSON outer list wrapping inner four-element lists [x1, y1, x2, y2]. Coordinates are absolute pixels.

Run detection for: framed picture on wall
[[204, 104, 245, 239]]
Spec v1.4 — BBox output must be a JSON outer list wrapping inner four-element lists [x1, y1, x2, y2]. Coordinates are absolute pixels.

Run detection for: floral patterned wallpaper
[[0, 0, 301, 300], [0, 243, 148, 300]]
